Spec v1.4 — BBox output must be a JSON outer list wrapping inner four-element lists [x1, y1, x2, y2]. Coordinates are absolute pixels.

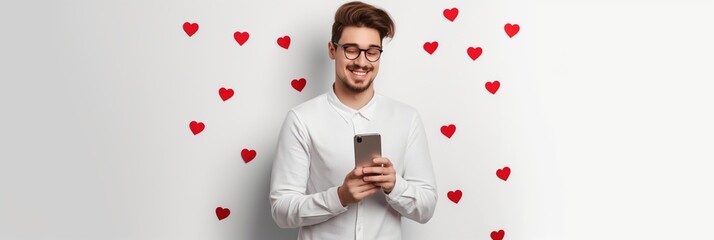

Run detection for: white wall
[[1, 0, 712, 239]]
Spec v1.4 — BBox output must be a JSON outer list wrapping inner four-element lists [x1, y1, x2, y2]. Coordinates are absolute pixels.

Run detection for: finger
[[356, 186, 381, 199], [351, 167, 364, 178], [372, 157, 392, 166], [362, 166, 390, 175], [353, 183, 379, 194], [363, 175, 394, 183]]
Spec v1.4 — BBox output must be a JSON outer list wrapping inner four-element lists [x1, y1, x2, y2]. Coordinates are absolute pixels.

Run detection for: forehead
[[338, 26, 381, 47]]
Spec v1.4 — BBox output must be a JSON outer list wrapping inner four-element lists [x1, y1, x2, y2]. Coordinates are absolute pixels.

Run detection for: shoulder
[[289, 93, 329, 115], [377, 94, 420, 118]]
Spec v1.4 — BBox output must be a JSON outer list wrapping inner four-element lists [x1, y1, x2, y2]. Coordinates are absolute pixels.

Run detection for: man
[[269, 2, 437, 239]]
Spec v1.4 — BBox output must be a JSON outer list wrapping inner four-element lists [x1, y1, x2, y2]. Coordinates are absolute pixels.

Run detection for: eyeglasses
[[333, 42, 383, 62]]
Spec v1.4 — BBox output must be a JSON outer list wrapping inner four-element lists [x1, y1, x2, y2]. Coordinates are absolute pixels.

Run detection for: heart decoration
[[189, 121, 205, 135], [440, 124, 456, 138], [485, 80, 500, 94], [234, 31, 250, 46], [215, 207, 230, 221], [447, 190, 462, 204], [467, 46, 483, 61], [291, 78, 307, 92], [277, 35, 291, 49], [423, 41, 439, 55], [491, 229, 505, 240], [242, 148, 257, 163], [443, 8, 459, 22], [219, 87, 234, 101], [504, 23, 520, 38], [497, 166, 511, 181], [183, 22, 199, 37]]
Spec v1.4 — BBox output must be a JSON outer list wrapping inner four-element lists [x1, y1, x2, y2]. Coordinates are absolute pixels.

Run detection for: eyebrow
[[342, 43, 382, 49]]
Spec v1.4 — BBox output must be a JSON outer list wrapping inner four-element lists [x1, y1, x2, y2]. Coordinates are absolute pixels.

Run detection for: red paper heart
[[234, 31, 250, 46], [291, 78, 307, 92], [447, 190, 462, 204], [219, 87, 234, 101], [443, 8, 459, 22], [485, 80, 500, 94], [215, 207, 230, 220], [423, 41, 439, 55], [277, 35, 291, 49], [497, 167, 511, 181], [504, 23, 520, 38], [491, 229, 505, 240], [440, 124, 456, 138], [189, 121, 204, 135], [183, 22, 199, 37], [241, 149, 256, 163], [467, 46, 482, 61]]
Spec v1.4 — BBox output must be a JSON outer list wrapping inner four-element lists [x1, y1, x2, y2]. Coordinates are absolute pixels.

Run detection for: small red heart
[[497, 167, 511, 181], [277, 35, 291, 49], [215, 207, 230, 221], [504, 23, 520, 38], [423, 41, 439, 55], [291, 78, 307, 92], [241, 149, 256, 163], [447, 190, 462, 204], [219, 87, 234, 101], [467, 46, 482, 61], [234, 31, 250, 46], [485, 80, 500, 94], [440, 124, 456, 138], [183, 22, 199, 37], [491, 229, 505, 240], [189, 121, 205, 135], [443, 8, 459, 22]]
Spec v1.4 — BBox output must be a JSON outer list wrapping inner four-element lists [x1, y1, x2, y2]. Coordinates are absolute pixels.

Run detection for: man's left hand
[[362, 157, 396, 194]]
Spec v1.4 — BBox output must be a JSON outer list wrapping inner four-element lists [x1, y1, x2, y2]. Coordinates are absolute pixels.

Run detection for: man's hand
[[337, 166, 380, 206], [362, 157, 397, 194]]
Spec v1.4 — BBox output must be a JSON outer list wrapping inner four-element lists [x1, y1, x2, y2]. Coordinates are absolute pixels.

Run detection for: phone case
[[354, 133, 382, 168]]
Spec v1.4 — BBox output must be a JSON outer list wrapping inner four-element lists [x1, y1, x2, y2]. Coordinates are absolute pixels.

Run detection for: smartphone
[[354, 133, 381, 168]]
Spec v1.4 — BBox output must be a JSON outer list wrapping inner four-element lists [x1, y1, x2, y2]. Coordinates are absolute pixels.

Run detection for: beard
[[340, 63, 375, 93]]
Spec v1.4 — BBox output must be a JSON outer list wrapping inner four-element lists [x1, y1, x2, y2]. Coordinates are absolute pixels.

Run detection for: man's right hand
[[337, 166, 380, 206]]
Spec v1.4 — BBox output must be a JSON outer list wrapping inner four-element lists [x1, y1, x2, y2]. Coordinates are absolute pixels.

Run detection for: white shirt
[[269, 88, 438, 240]]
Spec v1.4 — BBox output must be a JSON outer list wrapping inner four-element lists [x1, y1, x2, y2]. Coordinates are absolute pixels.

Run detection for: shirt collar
[[327, 84, 378, 123]]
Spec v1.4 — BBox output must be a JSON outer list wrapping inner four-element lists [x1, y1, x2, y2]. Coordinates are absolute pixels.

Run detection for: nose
[[354, 51, 370, 66]]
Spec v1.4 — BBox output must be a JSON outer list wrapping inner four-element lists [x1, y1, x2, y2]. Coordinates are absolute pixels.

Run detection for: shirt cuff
[[326, 186, 349, 213], [385, 175, 409, 200]]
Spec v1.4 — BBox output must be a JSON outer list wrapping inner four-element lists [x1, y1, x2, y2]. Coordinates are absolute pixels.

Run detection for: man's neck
[[333, 83, 374, 110]]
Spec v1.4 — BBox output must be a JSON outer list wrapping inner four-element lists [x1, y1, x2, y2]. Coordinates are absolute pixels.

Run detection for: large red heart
[[485, 80, 500, 94], [504, 23, 520, 38], [423, 41, 439, 55], [277, 35, 291, 49], [183, 22, 199, 37], [189, 121, 204, 135], [443, 8, 459, 22], [491, 229, 505, 240], [219, 87, 234, 101], [215, 207, 230, 220], [467, 46, 482, 61], [291, 78, 307, 92], [440, 124, 456, 138], [241, 149, 256, 163], [234, 31, 249, 46], [447, 190, 462, 204], [497, 167, 511, 181]]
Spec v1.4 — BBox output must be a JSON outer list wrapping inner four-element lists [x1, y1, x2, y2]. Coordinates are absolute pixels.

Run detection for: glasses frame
[[332, 42, 383, 62]]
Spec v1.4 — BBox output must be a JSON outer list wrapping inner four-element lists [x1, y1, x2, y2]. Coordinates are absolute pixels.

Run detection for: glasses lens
[[344, 46, 360, 60], [366, 48, 381, 61]]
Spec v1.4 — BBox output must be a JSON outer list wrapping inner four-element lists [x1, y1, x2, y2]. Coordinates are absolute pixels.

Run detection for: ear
[[328, 41, 336, 60]]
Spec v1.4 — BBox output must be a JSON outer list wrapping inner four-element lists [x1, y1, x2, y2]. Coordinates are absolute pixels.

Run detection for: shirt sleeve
[[384, 111, 438, 224], [269, 110, 348, 228]]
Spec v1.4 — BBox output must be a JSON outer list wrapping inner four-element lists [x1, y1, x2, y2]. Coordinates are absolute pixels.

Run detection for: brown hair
[[331, 1, 395, 45]]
